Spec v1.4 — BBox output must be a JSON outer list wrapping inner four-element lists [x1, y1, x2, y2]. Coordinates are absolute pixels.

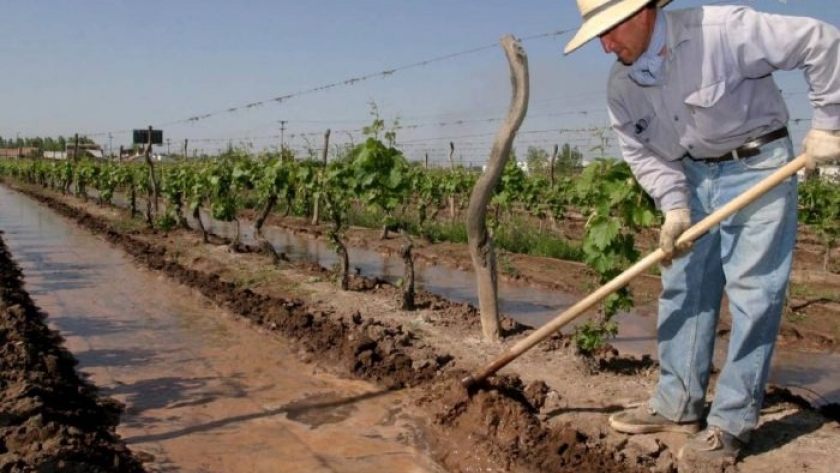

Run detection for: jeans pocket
[[739, 138, 792, 171]]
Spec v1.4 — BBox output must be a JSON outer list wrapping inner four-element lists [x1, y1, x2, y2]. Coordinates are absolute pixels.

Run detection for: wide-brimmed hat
[[564, 0, 673, 54]]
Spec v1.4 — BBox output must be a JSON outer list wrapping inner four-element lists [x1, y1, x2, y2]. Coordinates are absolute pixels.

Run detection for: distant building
[[0, 147, 38, 158], [66, 143, 105, 160], [43, 151, 68, 160], [481, 160, 530, 174], [124, 153, 176, 163]]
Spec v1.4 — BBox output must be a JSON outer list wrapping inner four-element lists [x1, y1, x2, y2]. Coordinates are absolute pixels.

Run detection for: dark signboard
[[133, 129, 163, 145]]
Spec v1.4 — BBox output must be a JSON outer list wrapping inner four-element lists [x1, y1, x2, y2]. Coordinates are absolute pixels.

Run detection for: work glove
[[660, 208, 691, 260], [802, 129, 840, 170]]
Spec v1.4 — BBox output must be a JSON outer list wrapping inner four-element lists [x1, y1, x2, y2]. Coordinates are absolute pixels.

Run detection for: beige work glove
[[802, 129, 840, 170], [660, 208, 692, 260]]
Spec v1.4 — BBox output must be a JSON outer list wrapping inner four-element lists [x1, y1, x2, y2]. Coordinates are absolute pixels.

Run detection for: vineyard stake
[[462, 153, 808, 388]]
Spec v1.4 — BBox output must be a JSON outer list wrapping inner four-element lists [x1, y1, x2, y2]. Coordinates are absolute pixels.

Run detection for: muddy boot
[[609, 404, 702, 434], [677, 426, 743, 472]]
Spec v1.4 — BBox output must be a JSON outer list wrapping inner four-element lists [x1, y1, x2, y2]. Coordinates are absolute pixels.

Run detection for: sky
[[2, 0, 838, 166]]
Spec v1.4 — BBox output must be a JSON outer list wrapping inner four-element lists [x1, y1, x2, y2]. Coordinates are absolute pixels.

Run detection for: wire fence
[[16, 0, 821, 166]]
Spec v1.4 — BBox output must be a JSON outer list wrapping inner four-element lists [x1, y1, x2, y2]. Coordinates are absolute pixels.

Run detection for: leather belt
[[692, 127, 790, 163]]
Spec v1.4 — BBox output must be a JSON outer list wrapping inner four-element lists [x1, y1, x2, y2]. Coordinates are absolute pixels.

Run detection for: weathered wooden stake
[[466, 35, 529, 342]]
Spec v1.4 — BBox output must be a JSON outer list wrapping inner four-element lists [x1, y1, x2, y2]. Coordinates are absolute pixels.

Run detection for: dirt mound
[[420, 373, 635, 473], [0, 232, 147, 472]]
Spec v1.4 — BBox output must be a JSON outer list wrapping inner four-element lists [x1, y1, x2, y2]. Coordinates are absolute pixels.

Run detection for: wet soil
[[0, 191, 452, 473], [0, 232, 145, 472], [3, 181, 839, 473], [248, 209, 840, 355]]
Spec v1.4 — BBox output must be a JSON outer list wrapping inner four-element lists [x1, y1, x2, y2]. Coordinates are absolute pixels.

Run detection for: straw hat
[[564, 0, 673, 54]]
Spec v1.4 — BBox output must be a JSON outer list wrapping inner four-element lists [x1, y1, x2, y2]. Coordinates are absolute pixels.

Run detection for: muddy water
[[0, 187, 446, 473], [203, 213, 840, 408]]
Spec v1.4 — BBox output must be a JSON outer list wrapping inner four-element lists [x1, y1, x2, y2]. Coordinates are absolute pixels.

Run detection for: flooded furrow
[[0, 186, 447, 473], [86, 190, 840, 407], [205, 205, 840, 408]]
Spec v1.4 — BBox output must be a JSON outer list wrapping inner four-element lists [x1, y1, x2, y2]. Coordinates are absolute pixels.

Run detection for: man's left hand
[[802, 129, 840, 169]]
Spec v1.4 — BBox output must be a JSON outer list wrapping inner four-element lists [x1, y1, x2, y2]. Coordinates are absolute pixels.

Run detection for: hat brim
[[564, 0, 673, 55]]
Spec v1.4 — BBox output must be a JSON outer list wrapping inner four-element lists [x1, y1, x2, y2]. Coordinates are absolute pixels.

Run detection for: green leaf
[[588, 219, 620, 251]]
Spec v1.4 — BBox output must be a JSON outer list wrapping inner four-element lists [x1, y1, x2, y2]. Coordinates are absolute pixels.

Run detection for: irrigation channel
[[89, 186, 838, 409], [0, 186, 447, 472], [201, 202, 839, 410]]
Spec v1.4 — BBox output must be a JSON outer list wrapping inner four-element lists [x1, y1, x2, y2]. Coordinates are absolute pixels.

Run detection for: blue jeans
[[650, 136, 798, 441]]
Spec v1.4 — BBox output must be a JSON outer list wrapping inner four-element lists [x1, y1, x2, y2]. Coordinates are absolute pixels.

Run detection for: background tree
[[556, 143, 584, 176], [525, 146, 550, 177]]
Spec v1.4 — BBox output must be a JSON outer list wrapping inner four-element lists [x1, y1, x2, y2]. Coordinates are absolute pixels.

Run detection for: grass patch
[[784, 310, 807, 323], [110, 216, 147, 234], [347, 206, 584, 261], [418, 220, 468, 244], [232, 267, 274, 289], [789, 284, 840, 302], [493, 220, 584, 262], [497, 252, 520, 278]]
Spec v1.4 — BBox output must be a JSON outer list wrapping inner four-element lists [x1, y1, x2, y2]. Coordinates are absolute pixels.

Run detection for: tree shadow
[[104, 375, 232, 415], [123, 388, 396, 444], [75, 347, 171, 370]]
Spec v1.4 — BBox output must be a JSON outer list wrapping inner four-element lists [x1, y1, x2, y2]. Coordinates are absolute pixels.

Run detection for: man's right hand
[[802, 129, 840, 170], [660, 208, 691, 258]]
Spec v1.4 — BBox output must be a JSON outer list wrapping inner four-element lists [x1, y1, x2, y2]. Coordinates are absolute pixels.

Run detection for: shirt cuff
[[658, 188, 689, 212], [812, 105, 840, 131]]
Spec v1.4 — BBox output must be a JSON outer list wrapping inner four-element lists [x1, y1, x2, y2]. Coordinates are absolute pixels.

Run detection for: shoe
[[609, 404, 702, 435], [678, 426, 744, 462]]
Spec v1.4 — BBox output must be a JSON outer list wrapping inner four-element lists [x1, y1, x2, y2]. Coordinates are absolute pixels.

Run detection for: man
[[564, 0, 840, 466]]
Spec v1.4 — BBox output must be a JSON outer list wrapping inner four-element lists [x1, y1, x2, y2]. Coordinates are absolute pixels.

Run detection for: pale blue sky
[[2, 0, 838, 164]]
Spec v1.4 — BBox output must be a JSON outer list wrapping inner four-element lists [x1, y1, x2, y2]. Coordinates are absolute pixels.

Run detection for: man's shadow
[[741, 387, 838, 459]]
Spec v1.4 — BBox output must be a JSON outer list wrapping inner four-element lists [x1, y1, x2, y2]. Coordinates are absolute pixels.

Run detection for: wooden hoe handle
[[462, 153, 808, 388]]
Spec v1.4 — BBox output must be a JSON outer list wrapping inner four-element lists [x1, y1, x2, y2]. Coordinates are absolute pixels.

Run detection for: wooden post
[[550, 143, 558, 186], [311, 129, 331, 225], [321, 129, 330, 165], [448, 142, 457, 219], [466, 35, 529, 342], [143, 125, 160, 216]]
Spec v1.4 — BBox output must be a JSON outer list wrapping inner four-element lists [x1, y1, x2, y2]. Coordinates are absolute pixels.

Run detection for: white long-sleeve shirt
[[607, 5, 840, 211]]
